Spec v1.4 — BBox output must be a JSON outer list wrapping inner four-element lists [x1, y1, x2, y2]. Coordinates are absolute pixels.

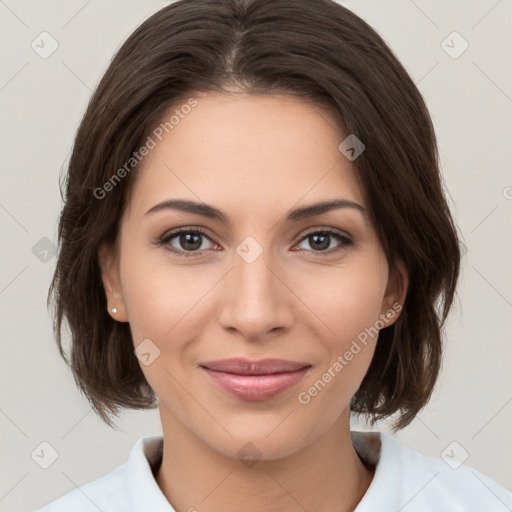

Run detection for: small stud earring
[[386, 311, 392, 318], [112, 307, 118, 314]]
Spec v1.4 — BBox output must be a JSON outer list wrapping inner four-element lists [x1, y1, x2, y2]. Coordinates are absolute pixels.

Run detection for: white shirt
[[35, 431, 512, 511]]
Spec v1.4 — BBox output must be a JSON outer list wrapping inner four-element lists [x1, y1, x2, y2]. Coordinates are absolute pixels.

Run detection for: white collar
[[124, 435, 174, 510], [123, 430, 386, 510]]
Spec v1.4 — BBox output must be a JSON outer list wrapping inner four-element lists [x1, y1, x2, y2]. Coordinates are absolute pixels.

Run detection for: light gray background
[[1, 1, 511, 510]]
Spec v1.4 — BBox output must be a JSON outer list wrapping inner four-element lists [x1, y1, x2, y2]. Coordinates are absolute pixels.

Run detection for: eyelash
[[154, 226, 353, 259]]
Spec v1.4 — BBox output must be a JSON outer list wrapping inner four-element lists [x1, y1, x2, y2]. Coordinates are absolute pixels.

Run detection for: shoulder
[[34, 464, 128, 512], [35, 435, 166, 512], [373, 433, 512, 511], [34, 435, 166, 512]]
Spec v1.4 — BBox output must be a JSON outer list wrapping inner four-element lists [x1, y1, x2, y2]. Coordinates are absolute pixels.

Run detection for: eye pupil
[[181, 233, 202, 251], [310, 233, 330, 250]]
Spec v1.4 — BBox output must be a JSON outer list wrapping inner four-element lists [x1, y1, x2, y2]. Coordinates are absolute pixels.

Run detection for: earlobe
[[97, 242, 128, 322]]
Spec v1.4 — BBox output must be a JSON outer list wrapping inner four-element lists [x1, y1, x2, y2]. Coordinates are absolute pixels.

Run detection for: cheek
[[293, 259, 388, 343], [118, 246, 215, 395], [119, 242, 204, 340], [294, 270, 386, 424], [291, 259, 388, 402], [119, 255, 199, 411]]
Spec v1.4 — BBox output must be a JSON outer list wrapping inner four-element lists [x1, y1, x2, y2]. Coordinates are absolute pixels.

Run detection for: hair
[[48, 0, 462, 431]]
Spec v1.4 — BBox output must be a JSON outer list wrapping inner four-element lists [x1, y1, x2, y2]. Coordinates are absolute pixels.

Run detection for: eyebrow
[[145, 198, 366, 224]]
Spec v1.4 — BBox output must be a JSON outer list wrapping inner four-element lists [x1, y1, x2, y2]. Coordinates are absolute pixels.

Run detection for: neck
[[155, 408, 375, 512]]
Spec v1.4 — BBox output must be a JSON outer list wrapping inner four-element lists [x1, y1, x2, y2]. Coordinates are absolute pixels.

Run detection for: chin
[[194, 414, 321, 463]]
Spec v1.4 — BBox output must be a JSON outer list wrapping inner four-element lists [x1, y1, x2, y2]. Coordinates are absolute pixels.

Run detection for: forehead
[[126, 92, 365, 219]]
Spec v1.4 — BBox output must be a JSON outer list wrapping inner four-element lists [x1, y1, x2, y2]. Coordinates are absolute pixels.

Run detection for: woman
[[37, 0, 512, 510]]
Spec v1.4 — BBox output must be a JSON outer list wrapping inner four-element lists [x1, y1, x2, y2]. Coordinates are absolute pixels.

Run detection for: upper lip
[[199, 358, 311, 375]]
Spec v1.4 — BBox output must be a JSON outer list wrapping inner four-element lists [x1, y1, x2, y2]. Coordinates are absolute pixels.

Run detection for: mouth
[[199, 358, 312, 401]]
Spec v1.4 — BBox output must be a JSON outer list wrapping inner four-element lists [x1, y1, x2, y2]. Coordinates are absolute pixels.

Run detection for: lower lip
[[201, 367, 310, 401]]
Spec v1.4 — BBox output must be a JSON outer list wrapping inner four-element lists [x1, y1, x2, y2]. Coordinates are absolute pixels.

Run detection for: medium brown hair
[[48, 0, 462, 430]]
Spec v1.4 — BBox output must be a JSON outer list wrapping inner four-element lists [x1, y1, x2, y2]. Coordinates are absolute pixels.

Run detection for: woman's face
[[100, 91, 406, 460]]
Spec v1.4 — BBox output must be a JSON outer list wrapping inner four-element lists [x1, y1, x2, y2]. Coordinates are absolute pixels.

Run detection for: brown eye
[[155, 228, 217, 258], [295, 229, 352, 255]]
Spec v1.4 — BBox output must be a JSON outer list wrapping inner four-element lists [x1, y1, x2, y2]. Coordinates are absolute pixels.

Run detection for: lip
[[199, 358, 312, 401], [199, 357, 311, 374]]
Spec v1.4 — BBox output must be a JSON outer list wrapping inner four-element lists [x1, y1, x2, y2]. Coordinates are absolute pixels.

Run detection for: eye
[[293, 228, 353, 256], [154, 226, 353, 259], [154, 227, 218, 258]]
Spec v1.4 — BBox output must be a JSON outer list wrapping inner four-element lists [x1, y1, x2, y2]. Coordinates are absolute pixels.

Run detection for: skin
[[99, 90, 408, 512]]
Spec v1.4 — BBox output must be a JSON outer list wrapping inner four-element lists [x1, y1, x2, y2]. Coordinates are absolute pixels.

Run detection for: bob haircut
[[48, 0, 462, 431]]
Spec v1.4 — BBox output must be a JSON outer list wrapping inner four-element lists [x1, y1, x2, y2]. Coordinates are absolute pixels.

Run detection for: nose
[[217, 245, 294, 341]]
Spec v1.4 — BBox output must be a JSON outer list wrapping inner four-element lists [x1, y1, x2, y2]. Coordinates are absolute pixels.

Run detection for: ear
[[380, 259, 408, 327], [98, 242, 128, 322]]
